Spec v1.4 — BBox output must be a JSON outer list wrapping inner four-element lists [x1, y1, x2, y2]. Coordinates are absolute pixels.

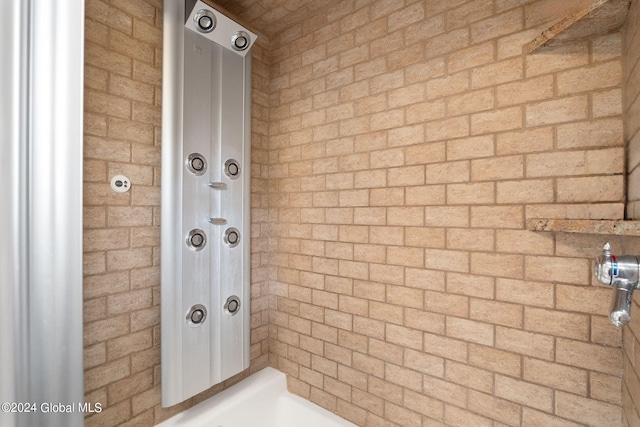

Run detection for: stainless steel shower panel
[[162, 0, 253, 407]]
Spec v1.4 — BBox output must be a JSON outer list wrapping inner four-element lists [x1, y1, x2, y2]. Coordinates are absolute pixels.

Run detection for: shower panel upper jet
[[161, 0, 256, 407]]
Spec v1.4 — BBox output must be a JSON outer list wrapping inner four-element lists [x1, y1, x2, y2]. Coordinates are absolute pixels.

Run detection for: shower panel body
[[161, 0, 255, 407]]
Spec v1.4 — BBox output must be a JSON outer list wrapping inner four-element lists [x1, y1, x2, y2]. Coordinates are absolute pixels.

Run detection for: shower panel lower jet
[[161, 0, 255, 407]]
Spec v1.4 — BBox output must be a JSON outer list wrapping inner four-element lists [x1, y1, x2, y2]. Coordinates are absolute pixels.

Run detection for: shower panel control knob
[[594, 242, 640, 326]]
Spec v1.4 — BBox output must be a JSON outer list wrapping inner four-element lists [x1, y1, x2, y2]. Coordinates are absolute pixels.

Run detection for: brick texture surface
[[83, 0, 637, 426], [266, 1, 626, 427], [623, 1, 640, 426]]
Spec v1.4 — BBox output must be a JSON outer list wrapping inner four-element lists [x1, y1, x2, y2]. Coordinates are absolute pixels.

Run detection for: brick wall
[[82, 0, 636, 426], [627, 0, 640, 222], [623, 0, 640, 426], [267, 1, 627, 426], [82, 0, 270, 425]]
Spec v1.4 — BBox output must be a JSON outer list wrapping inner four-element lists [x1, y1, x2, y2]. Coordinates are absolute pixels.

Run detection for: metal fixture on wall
[[161, 0, 256, 407], [594, 242, 640, 326]]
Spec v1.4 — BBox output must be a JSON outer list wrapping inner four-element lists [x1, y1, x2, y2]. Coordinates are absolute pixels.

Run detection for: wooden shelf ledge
[[524, 0, 630, 54], [528, 218, 640, 236]]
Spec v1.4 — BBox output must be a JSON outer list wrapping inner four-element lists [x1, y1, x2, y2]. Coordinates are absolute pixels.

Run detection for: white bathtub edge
[[156, 367, 285, 426], [155, 367, 358, 427]]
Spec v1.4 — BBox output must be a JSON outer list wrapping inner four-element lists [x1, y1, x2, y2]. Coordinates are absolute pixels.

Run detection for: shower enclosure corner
[[161, 0, 255, 407]]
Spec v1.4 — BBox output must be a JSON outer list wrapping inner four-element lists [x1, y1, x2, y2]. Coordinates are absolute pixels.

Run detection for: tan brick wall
[[623, 1, 640, 426], [83, 0, 639, 426], [268, 1, 626, 426], [83, 0, 269, 425], [626, 0, 640, 220]]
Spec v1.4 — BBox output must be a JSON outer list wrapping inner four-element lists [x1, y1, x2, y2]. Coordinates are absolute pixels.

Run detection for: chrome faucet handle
[[610, 283, 633, 327], [593, 242, 639, 289], [593, 242, 640, 326]]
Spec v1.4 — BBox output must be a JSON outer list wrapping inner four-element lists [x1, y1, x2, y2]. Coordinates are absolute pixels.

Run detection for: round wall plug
[[110, 175, 131, 193]]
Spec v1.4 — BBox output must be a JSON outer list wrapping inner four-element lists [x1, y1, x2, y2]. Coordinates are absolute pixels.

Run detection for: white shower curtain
[[0, 1, 84, 426]]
